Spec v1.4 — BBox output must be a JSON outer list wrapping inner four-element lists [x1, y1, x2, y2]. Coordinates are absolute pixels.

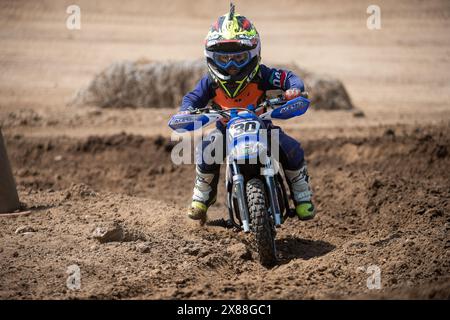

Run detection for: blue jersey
[[180, 64, 305, 111]]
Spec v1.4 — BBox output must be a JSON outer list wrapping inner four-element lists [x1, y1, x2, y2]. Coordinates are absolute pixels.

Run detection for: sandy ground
[[0, 0, 449, 299]]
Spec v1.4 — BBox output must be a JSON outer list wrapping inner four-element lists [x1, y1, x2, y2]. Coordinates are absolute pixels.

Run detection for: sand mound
[[70, 60, 354, 110], [70, 60, 205, 109]]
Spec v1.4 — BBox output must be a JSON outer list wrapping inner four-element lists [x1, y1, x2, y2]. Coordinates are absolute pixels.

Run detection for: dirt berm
[[70, 59, 354, 111], [1, 124, 448, 299]]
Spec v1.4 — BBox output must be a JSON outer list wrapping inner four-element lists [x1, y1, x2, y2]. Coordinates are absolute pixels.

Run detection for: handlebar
[[170, 92, 310, 131], [185, 91, 309, 118]]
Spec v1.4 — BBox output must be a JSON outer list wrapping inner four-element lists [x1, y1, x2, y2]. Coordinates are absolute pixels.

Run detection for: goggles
[[212, 51, 251, 69]]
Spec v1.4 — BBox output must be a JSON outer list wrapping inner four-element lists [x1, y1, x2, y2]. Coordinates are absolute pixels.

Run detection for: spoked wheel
[[246, 178, 277, 267]]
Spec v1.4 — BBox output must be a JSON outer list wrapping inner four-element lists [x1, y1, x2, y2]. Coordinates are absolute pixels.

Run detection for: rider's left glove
[[284, 88, 302, 101]]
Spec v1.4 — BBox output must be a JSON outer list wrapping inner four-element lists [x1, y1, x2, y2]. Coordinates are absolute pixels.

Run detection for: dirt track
[[1, 0, 450, 299], [1, 124, 449, 299]]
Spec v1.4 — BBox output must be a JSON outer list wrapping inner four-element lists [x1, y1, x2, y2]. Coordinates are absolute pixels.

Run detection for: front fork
[[230, 161, 251, 232], [227, 159, 282, 232], [262, 160, 282, 227]]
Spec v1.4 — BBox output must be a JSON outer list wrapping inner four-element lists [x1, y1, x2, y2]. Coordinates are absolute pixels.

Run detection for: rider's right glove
[[178, 106, 195, 115]]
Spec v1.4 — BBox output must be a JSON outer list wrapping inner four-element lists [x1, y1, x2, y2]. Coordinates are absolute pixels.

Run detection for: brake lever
[[192, 108, 231, 120], [188, 107, 209, 114], [259, 97, 287, 110]]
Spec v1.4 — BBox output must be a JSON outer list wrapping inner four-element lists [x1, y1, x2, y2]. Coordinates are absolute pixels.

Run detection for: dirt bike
[[168, 95, 310, 266]]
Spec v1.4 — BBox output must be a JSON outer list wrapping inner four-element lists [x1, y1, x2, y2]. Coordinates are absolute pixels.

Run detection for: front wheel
[[246, 178, 276, 267]]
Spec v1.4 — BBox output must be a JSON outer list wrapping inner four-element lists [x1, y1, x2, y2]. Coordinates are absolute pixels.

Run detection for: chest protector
[[212, 82, 265, 116]]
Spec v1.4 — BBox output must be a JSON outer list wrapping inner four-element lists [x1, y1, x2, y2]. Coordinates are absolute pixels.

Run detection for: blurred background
[[1, 0, 449, 136]]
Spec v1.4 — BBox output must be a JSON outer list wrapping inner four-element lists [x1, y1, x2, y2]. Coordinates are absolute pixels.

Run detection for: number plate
[[228, 120, 259, 137]]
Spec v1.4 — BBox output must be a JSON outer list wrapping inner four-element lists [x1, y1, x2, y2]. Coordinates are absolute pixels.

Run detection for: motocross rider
[[179, 4, 315, 224]]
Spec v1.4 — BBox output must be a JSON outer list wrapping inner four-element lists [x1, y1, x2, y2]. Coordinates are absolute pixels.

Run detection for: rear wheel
[[246, 178, 276, 267]]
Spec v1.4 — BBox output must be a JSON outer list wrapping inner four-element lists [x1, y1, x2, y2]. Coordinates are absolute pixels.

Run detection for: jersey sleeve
[[259, 64, 305, 92], [180, 75, 215, 111]]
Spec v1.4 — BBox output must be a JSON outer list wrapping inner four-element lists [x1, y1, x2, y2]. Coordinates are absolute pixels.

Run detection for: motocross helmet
[[204, 3, 261, 98]]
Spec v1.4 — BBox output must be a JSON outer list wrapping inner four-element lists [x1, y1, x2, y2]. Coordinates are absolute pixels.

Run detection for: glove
[[283, 88, 302, 101], [178, 106, 195, 115]]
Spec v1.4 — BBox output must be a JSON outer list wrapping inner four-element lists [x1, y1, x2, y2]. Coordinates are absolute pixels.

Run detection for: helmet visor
[[213, 51, 250, 69]]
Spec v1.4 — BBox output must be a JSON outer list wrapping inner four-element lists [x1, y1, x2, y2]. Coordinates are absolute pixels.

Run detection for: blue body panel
[[227, 112, 265, 161]]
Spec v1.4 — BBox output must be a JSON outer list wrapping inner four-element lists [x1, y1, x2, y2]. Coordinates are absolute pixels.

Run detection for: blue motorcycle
[[169, 95, 310, 266]]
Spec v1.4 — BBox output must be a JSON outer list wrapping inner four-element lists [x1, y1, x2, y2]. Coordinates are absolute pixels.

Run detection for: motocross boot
[[285, 163, 316, 220], [187, 167, 219, 224]]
